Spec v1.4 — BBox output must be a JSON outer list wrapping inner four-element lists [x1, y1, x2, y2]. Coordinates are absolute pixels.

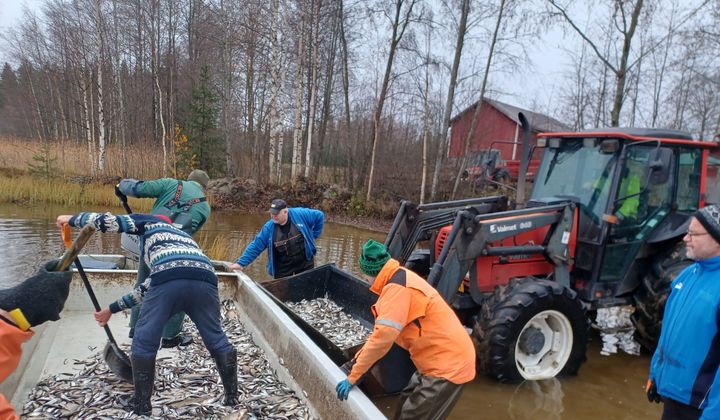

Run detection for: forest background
[[0, 0, 717, 217]]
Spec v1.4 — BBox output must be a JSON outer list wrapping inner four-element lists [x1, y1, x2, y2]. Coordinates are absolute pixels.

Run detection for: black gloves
[[0, 260, 72, 329], [646, 379, 662, 403]]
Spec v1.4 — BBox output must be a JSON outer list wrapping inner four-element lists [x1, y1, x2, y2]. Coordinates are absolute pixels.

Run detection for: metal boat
[[0, 255, 384, 419]]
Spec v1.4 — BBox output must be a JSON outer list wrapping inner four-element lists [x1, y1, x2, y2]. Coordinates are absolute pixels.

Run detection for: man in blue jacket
[[229, 199, 324, 278], [647, 204, 720, 420]]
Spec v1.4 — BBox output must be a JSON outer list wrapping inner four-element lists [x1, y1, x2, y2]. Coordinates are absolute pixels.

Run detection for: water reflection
[[508, 379, 564, 420]]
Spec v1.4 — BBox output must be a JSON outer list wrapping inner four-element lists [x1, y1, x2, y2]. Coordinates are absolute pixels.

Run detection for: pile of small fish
[[22, 300, 312, 419], [286, 297, 370, 350], [594, 305, 640, 356]]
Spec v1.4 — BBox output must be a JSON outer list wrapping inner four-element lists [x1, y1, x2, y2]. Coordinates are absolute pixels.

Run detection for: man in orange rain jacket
[[0, 261, 72, 420], [336, 240, 476, 419]]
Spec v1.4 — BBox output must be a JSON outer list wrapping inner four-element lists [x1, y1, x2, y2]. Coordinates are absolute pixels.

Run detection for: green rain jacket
[[118, 178, 210, 235]]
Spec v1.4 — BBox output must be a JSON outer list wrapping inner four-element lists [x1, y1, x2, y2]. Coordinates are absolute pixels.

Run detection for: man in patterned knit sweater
[[56, 211, 238, 416]]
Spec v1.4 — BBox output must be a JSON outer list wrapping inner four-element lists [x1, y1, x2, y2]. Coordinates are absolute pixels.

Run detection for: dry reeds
[[0, 175, 154, 210], [194, 233, 238, 261], [0, 136, 168, 179]]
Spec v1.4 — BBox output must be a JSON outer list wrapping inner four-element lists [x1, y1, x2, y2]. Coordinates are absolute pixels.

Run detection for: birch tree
[[93, 0, 108, 173], [304, 0, 322, 178], [365, 0, 420, 202], [451, 0, 507, 199], [291, 7, 306, 182], [431, 0, 469, 201], [268, 0, 285, 183]]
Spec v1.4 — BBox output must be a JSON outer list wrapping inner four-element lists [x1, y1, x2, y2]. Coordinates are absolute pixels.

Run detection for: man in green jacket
[[117, 169, 211, 348]]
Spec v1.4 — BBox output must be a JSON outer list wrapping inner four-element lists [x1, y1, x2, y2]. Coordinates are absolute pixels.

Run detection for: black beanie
[[695, 205, 720, 244]]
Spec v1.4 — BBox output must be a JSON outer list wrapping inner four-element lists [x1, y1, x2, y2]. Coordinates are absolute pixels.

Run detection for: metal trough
[[261, 263, 416, 395]]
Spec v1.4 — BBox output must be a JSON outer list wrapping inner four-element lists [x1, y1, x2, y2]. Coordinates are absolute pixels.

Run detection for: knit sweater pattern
[[69, 212, 216, 287]]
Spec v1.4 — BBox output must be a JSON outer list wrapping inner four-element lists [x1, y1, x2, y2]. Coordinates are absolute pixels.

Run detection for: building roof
[[450, 97, 570, 133]]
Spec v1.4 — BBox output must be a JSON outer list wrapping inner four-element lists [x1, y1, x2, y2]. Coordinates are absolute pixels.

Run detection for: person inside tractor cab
[[612, 161, 643, 225], [588, 160, 643, 226]]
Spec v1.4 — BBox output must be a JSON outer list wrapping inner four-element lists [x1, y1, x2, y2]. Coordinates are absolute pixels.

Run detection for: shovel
[[61, 224, 134, 383]]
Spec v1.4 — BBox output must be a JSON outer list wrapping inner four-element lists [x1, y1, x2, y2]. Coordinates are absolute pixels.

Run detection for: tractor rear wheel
[[631, 242, 691, 351], [472, 277, 588, 383]]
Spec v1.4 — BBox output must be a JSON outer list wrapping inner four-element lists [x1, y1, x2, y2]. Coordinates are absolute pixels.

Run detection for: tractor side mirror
[[648, 147, 673, 185]]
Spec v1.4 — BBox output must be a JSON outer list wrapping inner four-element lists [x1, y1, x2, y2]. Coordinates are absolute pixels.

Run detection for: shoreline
[[325, 213, 392, 233]]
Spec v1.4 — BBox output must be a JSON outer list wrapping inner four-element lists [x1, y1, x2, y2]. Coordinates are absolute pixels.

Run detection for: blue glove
[[336, 378, 353, 400]]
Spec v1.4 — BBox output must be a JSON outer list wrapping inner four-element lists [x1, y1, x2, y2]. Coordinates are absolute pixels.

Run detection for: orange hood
[[369, 259, 401, 295]]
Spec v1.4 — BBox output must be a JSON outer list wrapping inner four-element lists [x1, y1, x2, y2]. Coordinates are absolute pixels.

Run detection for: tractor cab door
[[598, 145, 676, 285]]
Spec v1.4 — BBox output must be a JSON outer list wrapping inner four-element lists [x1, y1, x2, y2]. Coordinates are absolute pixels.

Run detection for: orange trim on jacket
[[0, 321, 33, 420], [348, 259, 476, 385]]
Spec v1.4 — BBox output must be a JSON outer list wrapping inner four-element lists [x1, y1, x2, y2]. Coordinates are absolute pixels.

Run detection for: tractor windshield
[[531, 138, 617, 221]]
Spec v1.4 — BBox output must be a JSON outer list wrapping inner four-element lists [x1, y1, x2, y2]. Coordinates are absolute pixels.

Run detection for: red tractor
[[385, 114, 720, 382]]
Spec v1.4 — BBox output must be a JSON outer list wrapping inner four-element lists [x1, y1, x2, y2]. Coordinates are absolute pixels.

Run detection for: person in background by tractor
[[646, 205, 720, 420], [586, 163, 641, 224], [116, 169, 211, 348], [56, 212, 238, 416], [335, 240, 475, 419], [229, 199, 324, 279], [613, 162, 642, 224], [0, 260, 72, 419]]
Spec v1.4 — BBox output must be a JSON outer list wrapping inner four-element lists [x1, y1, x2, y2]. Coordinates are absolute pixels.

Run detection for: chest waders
[[272, 222, 314, 278]]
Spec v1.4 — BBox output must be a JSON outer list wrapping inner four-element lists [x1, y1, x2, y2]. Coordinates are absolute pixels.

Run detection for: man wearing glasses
[[646, 205, 720, 419]]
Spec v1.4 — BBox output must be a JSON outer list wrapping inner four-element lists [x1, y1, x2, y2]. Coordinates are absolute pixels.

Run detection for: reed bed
[[0, 136, 168, 179], [0, 175, 152, 211], [194, 232, 246, 262]]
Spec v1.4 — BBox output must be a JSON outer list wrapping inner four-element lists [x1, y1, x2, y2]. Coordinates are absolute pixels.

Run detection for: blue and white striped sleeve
[[69, 212, 140, 234], [109, 278, 151, 313]]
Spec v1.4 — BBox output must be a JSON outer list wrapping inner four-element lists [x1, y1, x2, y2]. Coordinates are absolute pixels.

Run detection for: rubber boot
[[129, 356, 155, 416], [213, 349, 239, 405]]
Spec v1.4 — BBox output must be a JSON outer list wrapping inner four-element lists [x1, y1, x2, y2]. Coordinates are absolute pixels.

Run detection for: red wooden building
[[449, 98, 568, 161]]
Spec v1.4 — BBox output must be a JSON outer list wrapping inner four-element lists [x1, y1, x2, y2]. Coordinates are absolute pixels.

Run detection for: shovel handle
[[116, 184, 133, 214], [57, 224, 96, 271]]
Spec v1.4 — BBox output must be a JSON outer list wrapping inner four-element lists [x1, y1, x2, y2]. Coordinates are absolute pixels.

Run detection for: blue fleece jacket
[[650, 255, 720, 419], [235, 207, 324, 277]]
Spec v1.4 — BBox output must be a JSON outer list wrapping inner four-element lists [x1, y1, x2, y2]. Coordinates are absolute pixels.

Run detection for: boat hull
[[0, 255, 384, 419]]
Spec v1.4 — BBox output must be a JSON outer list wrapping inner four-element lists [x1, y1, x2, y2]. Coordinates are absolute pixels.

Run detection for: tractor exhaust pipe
[[516, 112, 532, 208]]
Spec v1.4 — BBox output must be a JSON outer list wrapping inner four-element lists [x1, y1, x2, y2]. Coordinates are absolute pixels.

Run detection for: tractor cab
[[529, 129, 706, 303]]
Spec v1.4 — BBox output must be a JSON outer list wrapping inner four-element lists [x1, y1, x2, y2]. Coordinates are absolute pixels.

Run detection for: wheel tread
[[473, 277, 589, 383], [631, 242, 691, 352]]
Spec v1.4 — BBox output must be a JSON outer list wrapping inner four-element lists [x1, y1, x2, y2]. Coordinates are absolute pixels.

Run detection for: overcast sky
[[0, 0, 41, 61]]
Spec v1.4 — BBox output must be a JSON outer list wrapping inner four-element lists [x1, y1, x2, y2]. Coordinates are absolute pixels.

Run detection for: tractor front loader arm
[[427, 202, 576, 304], [384, 196, 508, 264]]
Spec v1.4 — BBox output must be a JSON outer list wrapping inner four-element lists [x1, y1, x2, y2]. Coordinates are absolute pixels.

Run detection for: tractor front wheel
[[472, 277, 588, 382]]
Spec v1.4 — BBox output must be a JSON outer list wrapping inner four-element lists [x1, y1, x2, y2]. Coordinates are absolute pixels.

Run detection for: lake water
[[0, 203, 662, 419]]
